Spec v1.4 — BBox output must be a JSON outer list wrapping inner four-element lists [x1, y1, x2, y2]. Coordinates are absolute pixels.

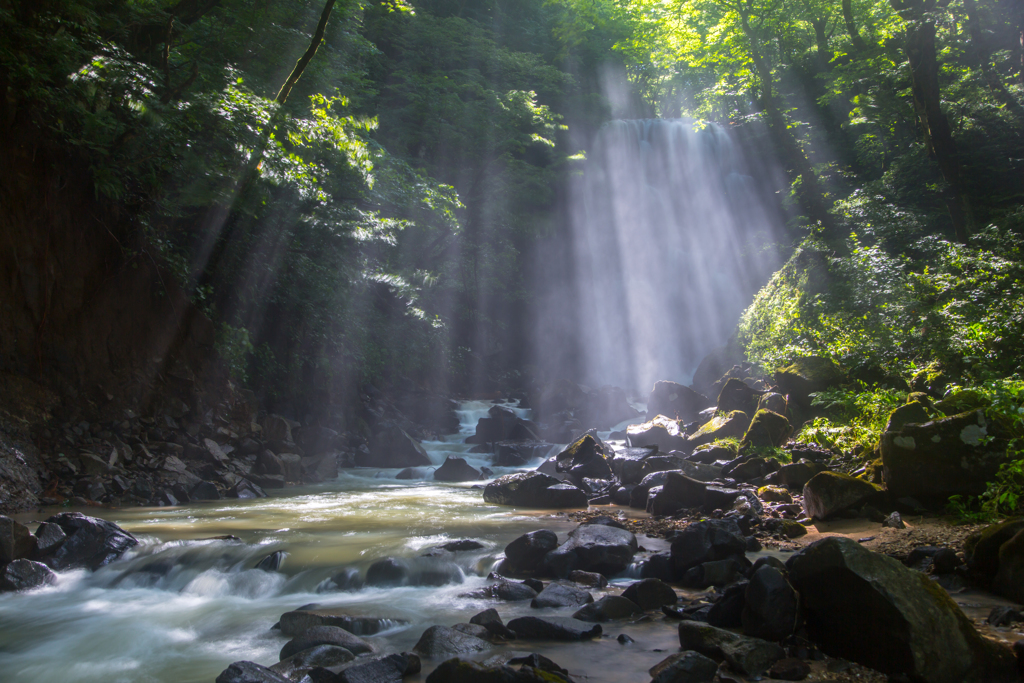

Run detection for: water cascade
[[553, 118, 784, 391]]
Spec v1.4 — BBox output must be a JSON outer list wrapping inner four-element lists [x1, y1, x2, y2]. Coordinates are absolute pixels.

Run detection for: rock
[[483, 472, 588, 508], [42, 512, 138, 571], [646, 472, 708, 514], [495, 442, 554, 467], [554, 433, 610, 471], [706, 582, 746, 627], [964, 519, 1024, 579], [255, 550, 285, 571], [248, 473, 286, 489], [466, 406, 539, 445], [786, 536, 1018, 683], [359, 426, 432, 468], [278, 453, 303, 481], [774, 357, 843, 407], [507, 616, 602, 640], [425, 657, 571, 683], [395, 467, 429, 479], [627, 415, 691, 452], [337, 653, 419, 683], [741, 566, 799, 641], [0, 559, 57, 592], [649, 651, 719, 683], [0, 516, 35, 563], [678, 621, 785, 675], [883, 511, 906, 529], [190, 481, 221, 501], [413, 625, 491, 658], [572, 595, 642, 621], [302, 453, 340, 483], [567, 569, 607, 587], [647, 381, 710, 423], [263, 415, 294, 444], [434, 456, 482, 482], [470, 609, 516, 639], [741, 410, 792, 449], [884, 401, 931, 434], [543, 523, 638, 577], [801, 471, 882, 520], [774, 460, 826, 489], [278, 608, 406, 637], [504, 530, 559, 573], [670, 519, 747, 573], [531, 582, 593, 608], [934, 389, 990, 416], [768, 658, 811, 681], [270, 645, 356, 679], [758, 392, 788, 414], [216, 661, 292, 683], [682, 558, 746, 589], [630, 471, 672, 509], [493, 580, 538, 601], [717, 378, 761, 416], [686, 411, 749, 450], [993, 529, 1024, 603], [365, 557, 410, 587], [230, 478, 267, 499], [881, 410, 1011, 503], [757, 485, 792, 503], [280, 625, 375, 660], [622, 578, 677, 610], [32, 521, 66, 557], [987, 606, 1024, 627], [612, 446, 657, 484]]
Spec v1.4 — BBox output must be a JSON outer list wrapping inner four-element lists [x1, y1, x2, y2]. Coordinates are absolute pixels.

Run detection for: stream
[[0, 400, 680, 683]]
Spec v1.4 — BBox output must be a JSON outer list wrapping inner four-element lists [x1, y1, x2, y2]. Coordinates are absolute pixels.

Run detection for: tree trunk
[[962, 0, 1024, 128], [842, 0, 869, 52], [276, 0, 337, 105]]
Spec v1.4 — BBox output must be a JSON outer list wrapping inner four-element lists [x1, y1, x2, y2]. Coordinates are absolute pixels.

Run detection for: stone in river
[[270, 644, 355, 679], [621, 578, 678, 610], [542, 523, 638, 578], [425, 657, 571, 683], [670, 518, 746, 573], [336, 653, 419, 683], [413, 625, 491, 658], [741, 565, 799, 641], [364, 557, 409, 587], [278, 607, 406, 637], [572, 595, 643, 622], [483, 472, 588, 508], [503, 529, 559, 572], [0, 516, 35, 563], [42, 512, 138, 571], [678, 620, 785, 676], [469, 608, 516, 639], [433, 456, 482, 482], [530, 582, 593, 608], [279, 625, 375, 660], [359, 425, 432, 468], [493, 580, 539, 601], [649, 651, 719, 683], [216, 661, 291, 683], [0, 559, 57, 592], [507, 616, 602, 641], [801, 471, 882, 520]]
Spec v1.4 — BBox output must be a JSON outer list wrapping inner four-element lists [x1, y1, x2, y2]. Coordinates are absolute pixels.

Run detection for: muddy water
[[0, 401, 683, 683]]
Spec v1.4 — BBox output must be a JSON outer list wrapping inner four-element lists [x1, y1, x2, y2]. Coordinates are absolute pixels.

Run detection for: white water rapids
[[0, 400, 676, 683]]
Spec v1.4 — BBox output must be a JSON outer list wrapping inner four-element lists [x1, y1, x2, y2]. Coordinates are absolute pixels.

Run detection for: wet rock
[[440, 539, 486, 552], [365, 557, 409, 587], [503, 529, 559, 573], [768, 658, 811, 681], [567, 570, 607, 588], [572, 595, 643, 622], [255, 550, 285, 571], [758, 392, 788, 414], [0, 516, 35, 563], [483, 472, 588, 508], [278, 453, 302, 482], [741, 410, 792, 449], [883, 511, 906, 529], [670, 518, 746, 573], [507, 616, 602, 641], [649, 651, 719, 683], [801, 471, 882, 520], [881, 409, 1010, 503], [451, 623, 492, 640], [678, 621, 785, 676], [280, 625, 375, 660], [773, 460, 827, 489], [495, 442, 554, 467], [742, 565, 799, 641], [336, 653, 419, 683], [0, 559, 57, 592], [466, 406, 539, 445], [757, 485, 792, 503], [425, 656, 571, 683], [413, 625, 491, 658], [494, 580, 538, 601], [302, 453, 340, 484], [531, 582, 593, 608], [774, 357, 843, 408], [470, 608, 516, 639], [190, 481, 221, 501], [229, 478, 267, 499], [263, 415, 294, 444], [681, 558, 746, 589], [359, 426, 432, 468], [993, 529, 1024, 603], [248, 473, 285, 489], [395, 467, 429, 479], [686, 411, 749, 450], [612, 446, 657, 485], [43, 512, 138, 571], [964, 519, 1024, 580], [270, 644, 356, 679], [630, 471, 671, 509], [554, 433, 610, 472], [324, 567, 364, 592], [717, 378, 762, 416], [627, 416, 690, 452], [622, 578, 677, 610], [278, 607, 406, 637], [216, 661, 292, 683], [434, 456, 482, 482], [646, 471, 708, 514], [32, 522, 66, 557], [542, 523, 638, 577], [786, 536, 1018, 683], [647, 381, 710, 424], [706, 582, 746, 628]]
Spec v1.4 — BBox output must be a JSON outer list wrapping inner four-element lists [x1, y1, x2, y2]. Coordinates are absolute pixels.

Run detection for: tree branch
[[275, 0, 337, 105]]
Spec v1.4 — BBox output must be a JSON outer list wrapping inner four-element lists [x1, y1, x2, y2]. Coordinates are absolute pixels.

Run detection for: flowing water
[[0, 400, 676, 683]]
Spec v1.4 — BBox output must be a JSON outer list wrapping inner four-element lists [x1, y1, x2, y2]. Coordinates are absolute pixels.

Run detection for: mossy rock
[[742, 409, 793, 449], [964, 518, 1024, 580], [778, 519, 807, 538], [909, 362, 951, 398], [627, 415, 689, 452], [883, 401, 931, 434], [687, 411, 750, 450], [907, 392, 933, 409], [863, 457, 884, 485], [934, 390, 990, 417], [758, 485, 793, 503], [774, 357, 843, 407], [717, 378, 761, 416], [802, 471, 883, 520]]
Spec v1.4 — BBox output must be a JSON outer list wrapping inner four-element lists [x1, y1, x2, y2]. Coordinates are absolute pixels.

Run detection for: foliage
[[796, 384, 905, 452]]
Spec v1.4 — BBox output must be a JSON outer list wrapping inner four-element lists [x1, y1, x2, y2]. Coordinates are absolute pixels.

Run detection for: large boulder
[[412, 625, 491, 658], [627, 416, 690, 452], [716, 378, 762, 416], [503, 530, 559, 573], [41, 512, 138, 571], [531, 582, 593, 608], [270, 645, 356, 680], [773, 357, 843, 408], [678, 621, 785, 676], [881, 410, 1010, 503], [483, 472, 588, 509], [0, 516, 35, 563], [802, 471, 882, 520], [964, 518, 1024, 580], [670, 519, 746, 574], [646, 381, 709, 423], [359, 426, 431, 468], [553, 433, 613, 480], [646, 472, 708, 515], [543, 523, 638, 577], [277, 607, 407, 637], [433, 456, 482, 482], [0, 559, 57, 592], [787, 537, 1017, 683], [741, 410, 792, 449], [622, 578, 677, 610], [572, 595, 643, 622], [279, 625, 375, 660], [772, 459, 826, 489], [741, 565, 799, 641], [336, 653, 419, 683], [466, 406, 539, 445], [883, 401, 931, 434], [686, 411, 749, 450]]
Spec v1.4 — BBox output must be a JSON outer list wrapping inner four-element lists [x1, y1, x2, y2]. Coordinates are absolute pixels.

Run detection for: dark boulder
[[493, 580, 539, 601], [255, 550, 285, 571], [627, 416, 691, 453], [802, 471, 882, 520], [622, 578, 677, 610], [434, 456, 482, 482], [42, 512, 138, 571], [503, 530, 559, 573], [965, 519, 1024, 580], [278, 607, 406, 637], [543, 523, 638, 577], [483, 472, 587, 509], [646, 381, 709, 423], [774, 357, 843, 408], [678, 621, 785, 676], [670, 519, 747, 573], [337, 653, 419, 683], [706, 582, 747, 628], [741, 410, 793, 449], [270, 644, 356, 680], [359, 426, 432, 468], [685, 411, 749, 450], [0, 559, 57, 592], [507, 616, 602, 641], [741, 565, 799, 641], [413, 625, 491, 658], [280, 625, 375, 660], [365, 557, 410, 587], [649, 651, 719, 683], [646, 472, 708, 514], [0, 516, 35, 563], [787, 536, 1017, 683], [716, 378, 762, 416], [469, 609, 516, 640], [993, 529, 1024, 603], [572, 595, 643, 622], [216, 661, 292, 683], [530, 582, 593, 608]]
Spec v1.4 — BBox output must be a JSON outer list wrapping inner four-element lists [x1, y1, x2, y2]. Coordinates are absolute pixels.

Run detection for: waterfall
[[558, 118, 783, 392]]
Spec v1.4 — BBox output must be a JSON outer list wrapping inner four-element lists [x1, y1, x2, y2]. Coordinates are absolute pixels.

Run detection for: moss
[[779, 519, 808, 538], [742, 409, 793, 449], [934, 390, 991, 416]]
